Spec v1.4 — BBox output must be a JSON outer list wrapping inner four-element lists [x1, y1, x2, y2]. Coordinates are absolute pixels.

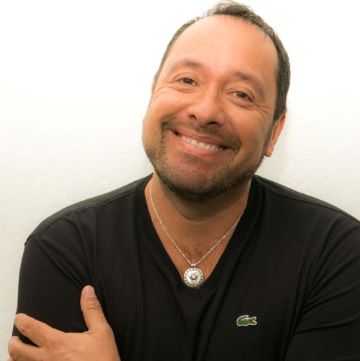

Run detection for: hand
[[8, 285, 121, 361]]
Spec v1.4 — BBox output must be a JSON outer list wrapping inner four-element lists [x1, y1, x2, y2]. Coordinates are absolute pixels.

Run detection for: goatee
[[143, 118, 265, 202]]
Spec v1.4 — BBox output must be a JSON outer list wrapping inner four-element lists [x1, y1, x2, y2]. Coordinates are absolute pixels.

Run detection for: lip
[[167, 129, 233, 160], [172, 129, 228, 150], [181, 134, 224, 151]]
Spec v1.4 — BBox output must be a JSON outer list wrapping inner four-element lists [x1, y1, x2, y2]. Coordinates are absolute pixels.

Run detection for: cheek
[[142, 94, 179, 145], [142, 114, 160, 149], [231, 115, 272, 158], [149, 89, 191, 118], [142, 105, 159, 147], [233, 117, 267, 144], [142, 99, 164, 141]]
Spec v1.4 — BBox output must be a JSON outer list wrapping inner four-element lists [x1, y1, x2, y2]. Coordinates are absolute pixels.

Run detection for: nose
[[186, 86, 225, 127]]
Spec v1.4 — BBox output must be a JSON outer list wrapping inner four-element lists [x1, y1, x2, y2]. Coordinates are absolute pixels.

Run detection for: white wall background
[[1, 0, 359, 358]]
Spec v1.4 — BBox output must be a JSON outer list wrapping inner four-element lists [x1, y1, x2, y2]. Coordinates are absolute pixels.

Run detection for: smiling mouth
[[174, 131, 225, 151]]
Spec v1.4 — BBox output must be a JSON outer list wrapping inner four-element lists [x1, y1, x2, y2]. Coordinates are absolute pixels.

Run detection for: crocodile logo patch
[[236, 314, 258, 327]]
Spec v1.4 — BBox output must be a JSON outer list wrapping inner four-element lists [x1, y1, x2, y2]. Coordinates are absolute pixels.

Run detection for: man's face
[[142, 15, 284, 201]]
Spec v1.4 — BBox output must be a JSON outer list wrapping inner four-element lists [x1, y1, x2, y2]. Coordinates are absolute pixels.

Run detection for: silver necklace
[[149, 184, 242, 288]]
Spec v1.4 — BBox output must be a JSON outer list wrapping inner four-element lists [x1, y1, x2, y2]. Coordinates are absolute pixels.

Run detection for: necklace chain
[[149, 184, 242, 268]]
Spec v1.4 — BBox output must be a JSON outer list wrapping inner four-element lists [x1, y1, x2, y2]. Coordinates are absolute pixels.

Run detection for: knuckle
[[46, 334, 63, 350], [8, 348, 17, 361], [86, 299, 102, 311], [8, 337, 18, 354], [15, 314, 30, 335]]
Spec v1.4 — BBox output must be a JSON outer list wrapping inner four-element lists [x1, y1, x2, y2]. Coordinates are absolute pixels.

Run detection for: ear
[[264, 114, 286, 157]]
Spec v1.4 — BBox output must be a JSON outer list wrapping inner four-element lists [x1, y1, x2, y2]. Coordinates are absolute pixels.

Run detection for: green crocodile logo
[[236, 314, 258, 327]]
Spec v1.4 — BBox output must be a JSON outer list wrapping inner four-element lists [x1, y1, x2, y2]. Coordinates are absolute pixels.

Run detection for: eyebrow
[[167, 57, 266, 98], [167, 58, 204, 73], [232, 70, 266, 98]]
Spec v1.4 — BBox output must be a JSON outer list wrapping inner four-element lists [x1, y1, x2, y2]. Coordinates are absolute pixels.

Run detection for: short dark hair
[[153, 1, 291, 121]]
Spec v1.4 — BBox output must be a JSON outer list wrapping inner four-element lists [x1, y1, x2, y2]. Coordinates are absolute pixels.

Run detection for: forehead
[[161, 15, 278, 87]]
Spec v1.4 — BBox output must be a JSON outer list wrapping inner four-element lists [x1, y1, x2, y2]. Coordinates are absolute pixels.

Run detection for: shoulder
[[30, 176, 150, 238], [254, 175, 359, 225], [253, 176, 360, 291], [252, 175, 360, 254]]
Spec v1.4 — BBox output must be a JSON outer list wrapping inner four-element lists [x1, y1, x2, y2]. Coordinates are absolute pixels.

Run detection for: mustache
[[162, 117, 241, 150]]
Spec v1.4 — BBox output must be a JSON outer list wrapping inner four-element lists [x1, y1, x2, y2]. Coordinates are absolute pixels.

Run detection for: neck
[[152, 174, 250, 221], [145, 173, 250, 251]]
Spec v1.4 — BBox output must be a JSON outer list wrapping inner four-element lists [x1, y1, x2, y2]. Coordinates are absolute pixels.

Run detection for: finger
[[14, 313, 62, 347], [8, 336, 44, 361], [81, 285, 109, 331]]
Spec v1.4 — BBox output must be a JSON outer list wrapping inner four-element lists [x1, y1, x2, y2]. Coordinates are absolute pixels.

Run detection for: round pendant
[[183, 267, 205, 288]]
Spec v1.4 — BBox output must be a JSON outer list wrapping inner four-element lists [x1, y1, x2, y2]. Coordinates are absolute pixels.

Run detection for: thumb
[[80, 285, 109, 331]]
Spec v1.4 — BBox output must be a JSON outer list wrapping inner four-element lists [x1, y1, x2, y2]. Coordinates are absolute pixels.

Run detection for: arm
[[285, 223, 360, 360], [14, 210, 101, 338], [8, 286, 121, 361]]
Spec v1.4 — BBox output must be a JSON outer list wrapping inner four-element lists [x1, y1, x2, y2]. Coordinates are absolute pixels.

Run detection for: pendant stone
[[183, 267, 205, 288]]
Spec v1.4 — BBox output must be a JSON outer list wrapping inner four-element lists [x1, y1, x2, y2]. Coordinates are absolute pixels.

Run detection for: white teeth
[[182, 135, 221, 151]]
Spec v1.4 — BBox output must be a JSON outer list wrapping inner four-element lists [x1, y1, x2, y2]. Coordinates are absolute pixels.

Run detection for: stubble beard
[[155, 154, 261, 202], [143, 122, 266, 202]]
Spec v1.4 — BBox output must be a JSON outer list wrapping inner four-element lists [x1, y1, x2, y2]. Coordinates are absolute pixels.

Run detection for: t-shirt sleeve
[[285, 220, 360, 360], [13, 212, 93, 341]]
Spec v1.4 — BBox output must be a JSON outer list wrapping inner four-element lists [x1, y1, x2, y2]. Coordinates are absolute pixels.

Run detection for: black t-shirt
[[14, 175, 360, 361]]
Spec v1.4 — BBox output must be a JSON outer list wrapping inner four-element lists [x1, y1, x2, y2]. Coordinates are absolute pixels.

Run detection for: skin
[[143, 15, 285, 209], [8, 286, 121, 361], [8, 14, 285, 360], [143, 15, 285, 274]]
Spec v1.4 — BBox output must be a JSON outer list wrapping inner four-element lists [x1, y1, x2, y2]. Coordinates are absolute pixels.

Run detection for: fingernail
[[84, 285, 96, 298]]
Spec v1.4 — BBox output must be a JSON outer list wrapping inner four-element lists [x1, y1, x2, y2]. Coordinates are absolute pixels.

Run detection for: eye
[[179, 77, 195, 85], [234, 90, 252, 101]]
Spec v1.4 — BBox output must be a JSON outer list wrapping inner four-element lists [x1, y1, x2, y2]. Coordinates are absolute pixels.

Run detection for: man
[[8, 1, 360, 361]]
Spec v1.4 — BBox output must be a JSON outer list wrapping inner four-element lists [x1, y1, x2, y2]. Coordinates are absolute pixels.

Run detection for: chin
[[144, 139, 264, 202], [155, 166, 253, 202]]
